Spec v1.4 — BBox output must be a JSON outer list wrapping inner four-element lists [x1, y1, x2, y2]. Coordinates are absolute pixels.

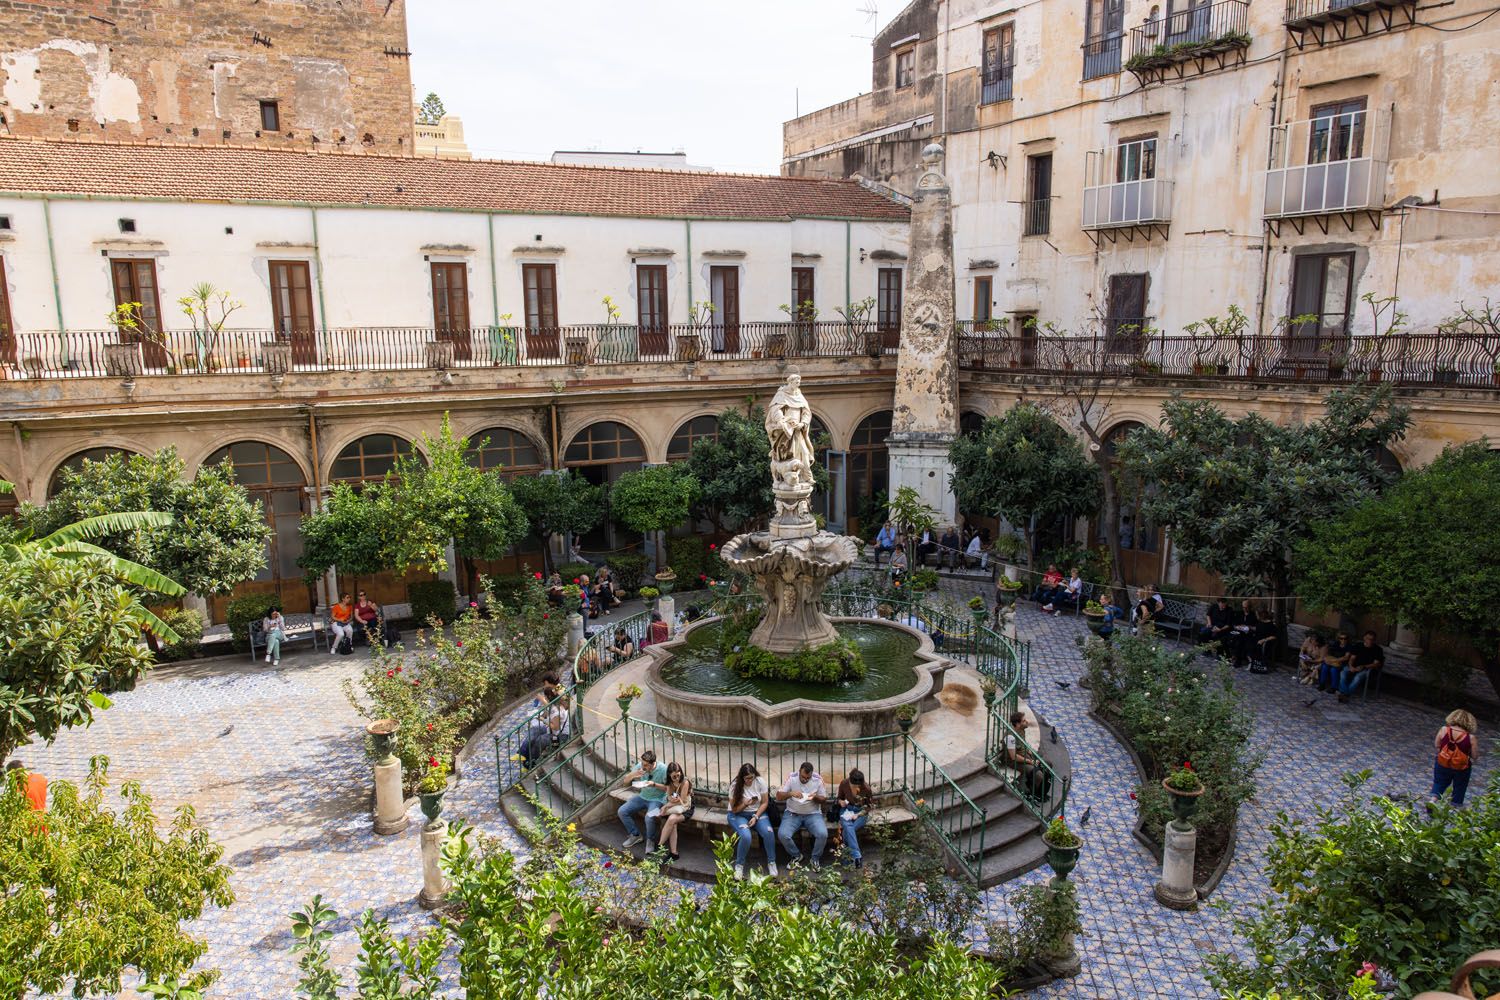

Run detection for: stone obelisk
[[887, 143, 959, 526]]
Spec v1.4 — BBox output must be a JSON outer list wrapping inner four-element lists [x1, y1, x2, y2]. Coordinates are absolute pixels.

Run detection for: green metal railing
[[985, 707, 1069, 822], [904, 734, 988, 883]]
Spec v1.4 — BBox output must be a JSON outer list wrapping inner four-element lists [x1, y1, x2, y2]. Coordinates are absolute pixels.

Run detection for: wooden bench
[[248, 612, 325, 661]]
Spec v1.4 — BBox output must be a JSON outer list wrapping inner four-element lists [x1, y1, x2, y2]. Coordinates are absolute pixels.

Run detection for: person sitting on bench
[[1003, 711, 1051, 802], [1034, 564, 1065, 608], [873, 522, 897, 568], [329, 594, 356, 655], [1199, 597, 1239, 648]]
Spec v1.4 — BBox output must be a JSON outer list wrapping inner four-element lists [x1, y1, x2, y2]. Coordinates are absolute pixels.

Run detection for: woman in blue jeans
[[836, 768, 875, 868], [727, 763, 777, 881]]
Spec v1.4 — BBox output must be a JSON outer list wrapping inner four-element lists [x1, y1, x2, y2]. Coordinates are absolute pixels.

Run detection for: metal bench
[[248, 612, 326, 661], [1151, 597, 1203, 641]]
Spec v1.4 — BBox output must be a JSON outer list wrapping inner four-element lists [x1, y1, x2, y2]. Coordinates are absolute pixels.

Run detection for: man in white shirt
[[965, 533, 987, 569], [775, 761, 828, 866]]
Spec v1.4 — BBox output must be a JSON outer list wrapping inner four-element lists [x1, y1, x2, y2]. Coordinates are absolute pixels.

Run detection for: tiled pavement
[[19, 591, 1492, 998]]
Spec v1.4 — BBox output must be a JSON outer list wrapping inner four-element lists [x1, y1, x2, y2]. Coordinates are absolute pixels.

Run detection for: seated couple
[[1034, 566, 1083, 616], [617, 750, 695, 863], [723, 762, 876, 880], [1304, 629, 1384, 703], [517, 674, 571, 769], [1199, 598, 1278, 671]]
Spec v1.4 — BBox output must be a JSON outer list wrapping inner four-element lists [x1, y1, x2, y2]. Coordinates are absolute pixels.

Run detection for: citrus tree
[[609, 465, 701, 571], [509, 471, 606, 574]]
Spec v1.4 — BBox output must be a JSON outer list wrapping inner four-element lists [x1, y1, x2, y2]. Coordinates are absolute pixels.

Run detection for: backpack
[[1437, 728, 1471, 770]]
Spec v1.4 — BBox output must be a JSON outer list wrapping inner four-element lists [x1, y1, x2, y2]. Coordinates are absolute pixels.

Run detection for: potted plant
[[366, 719, 399, 763], [654, 569, 677, 596], [979, 674, 998, 709], [995, 576, 1023, 606], [417, 758, 450, 826], [616, 682, 643, 715], [103, 301, 153, 376], [968, 595, 988, 624], [895, 703, 918, 733], [1042, 816, 1083, 879], [638, 585, 660, 607], [1162, 761, 1205, 825], [1083, 600, 1109, 635], [909, 568, 940, 593]]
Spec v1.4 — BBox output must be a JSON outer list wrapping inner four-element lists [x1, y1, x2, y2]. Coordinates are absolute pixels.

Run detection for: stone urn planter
[[1042, 827, 1083, 880], [103, 342, 145, 377], [1084, 611, 1109, 635], [1163, 777, 1206, 825], [424, 340, 456, 371], [262, 341, 293, 375], [366, 719, 399, 762], [995, 581, 1022, 606], [417, 788, 446, 827], [653, 569, 677, 596], [895, 705, 917, 733]]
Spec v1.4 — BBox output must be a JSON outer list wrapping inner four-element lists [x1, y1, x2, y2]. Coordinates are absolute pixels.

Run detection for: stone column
[[567, 611, 585, 658], [887, 143, 959, 526], [1154, 820, 1198, 910], [417, 820, 448, 910], [373, 757, 408, 836], [1389, 623, 1423, 658], [658, 595, 676, 631]]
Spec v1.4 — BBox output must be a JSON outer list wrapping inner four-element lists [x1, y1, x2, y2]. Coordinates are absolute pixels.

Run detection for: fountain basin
[[645, 616, 951, 740]]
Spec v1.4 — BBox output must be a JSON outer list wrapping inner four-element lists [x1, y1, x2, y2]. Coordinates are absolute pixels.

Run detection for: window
[[1105, 273, 1149, 352], [205, 441, 310, 616], [1024, 154, 1052, 236], [667, 415, 720, 461], [849, 411, 893, 522], [117, 218, 136, 234], [331, 434, 415, 483], [1013, 311, 1039, 366], [465, 427, 544, 479], [48, 447, 135, 499], [430, 262, 470, 332], [522, 262, 559, 359], [894, 47, 916, 89], [1288, 251, 1354, 353], [877, 268, 903, 346], [564, 421, 645, 465], [982, 24, 1015, 104], [636, 264, 669, 355], [790, 267, 815, 319], [260, 100, 281, 132], [974, 276, 993, 324], [1308, 98, 1367, 163], [1115, 135, 1156, 182], [268, 260, 316, 362], [110, 258, 164, 334], [709, 266, 740, 353], [1083, 0, 1124, 78], [0, 215, 12, 230], [0, 257, 14, 365]]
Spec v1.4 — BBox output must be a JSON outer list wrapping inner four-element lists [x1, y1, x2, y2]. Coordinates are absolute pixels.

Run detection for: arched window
[[204, 441, 310, 618], [48, 447, 136, 498], [465, 427, 544, 479], [1103, 421, 1158, 561], [960, 411, 987, 437], [849, 410, 893, 522], [667, 415, 720, 461], [330, 434, 415, 484], [564, 421, 646, 466]]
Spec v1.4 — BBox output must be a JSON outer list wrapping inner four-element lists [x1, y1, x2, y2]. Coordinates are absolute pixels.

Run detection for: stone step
[[979, 836, 1049, 889], [950, 808, 1041, 861]]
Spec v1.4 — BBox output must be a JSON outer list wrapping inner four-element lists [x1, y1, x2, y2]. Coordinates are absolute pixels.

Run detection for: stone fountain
[[718, 371, 858, 652]]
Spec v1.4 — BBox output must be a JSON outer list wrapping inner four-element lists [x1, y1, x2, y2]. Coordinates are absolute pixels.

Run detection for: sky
[[408, 0, 898, 175]]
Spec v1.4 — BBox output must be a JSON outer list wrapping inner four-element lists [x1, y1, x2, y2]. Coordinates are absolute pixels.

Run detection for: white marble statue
[[766, 372, 816, 491]]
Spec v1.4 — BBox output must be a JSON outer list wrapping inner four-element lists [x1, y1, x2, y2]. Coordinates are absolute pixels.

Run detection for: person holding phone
[[836, 768, 875, 868], [617, 749, 667, 849], [727, 762, 777, 880], [654, 762, 694, 862]]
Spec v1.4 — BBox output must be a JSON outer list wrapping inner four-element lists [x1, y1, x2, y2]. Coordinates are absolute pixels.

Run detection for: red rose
[[428, 756, 438, 768], [543, 613, 549, 619], [603, 860, 613, 869], [426, 722, 434, 732], [709, 543, 717, 550], [456, 641, 463, 648], [386, 670, 394, 678], [572, 577, 580, 584], [1130, 792, 1137, 800], [1184, 761, 1193, 771], [412, 680, 420, 687], [699, 574, 706, 581], [395, 666, 402, 673], [534, 572, 542, 579]]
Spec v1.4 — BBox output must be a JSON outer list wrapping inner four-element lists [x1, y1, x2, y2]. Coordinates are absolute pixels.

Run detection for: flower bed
[[1081, 633, 1261, 893]]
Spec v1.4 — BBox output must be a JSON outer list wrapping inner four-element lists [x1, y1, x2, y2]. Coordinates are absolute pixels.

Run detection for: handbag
[[665, 793, 694, 816]]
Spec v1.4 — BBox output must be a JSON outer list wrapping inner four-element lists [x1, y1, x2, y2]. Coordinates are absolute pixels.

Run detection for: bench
[[323, 604, 396, 651], [1151, 597, 1203, 641], [248, 613, 325, 661]]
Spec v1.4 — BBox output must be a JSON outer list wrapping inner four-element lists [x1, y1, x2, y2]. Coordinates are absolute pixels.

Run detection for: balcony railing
[[1022, 198, 1052, 236], [1083, 139, 1173, 230], [1264, 107, 1389, 218], [1127, 0, 1251, 70], [1286, 0, 1407, 23], [981, 63, 1014, 104], [956, 325, 1500, 390], [0, 321, 896, 380], [1082, 33, 1124, 79]]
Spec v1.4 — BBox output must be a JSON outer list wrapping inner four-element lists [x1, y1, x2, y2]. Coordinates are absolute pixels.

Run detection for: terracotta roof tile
[[0, 138, 909, 222]]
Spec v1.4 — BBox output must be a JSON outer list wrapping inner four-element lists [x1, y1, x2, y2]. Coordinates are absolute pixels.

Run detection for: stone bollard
[[417, 820, 448, 910], [1154, 820, 1198, 910], [658, 595, 676, 630], [1041, 876, 1083, 976], [369, 720, 408, 836], [567, 611, 585, 658]]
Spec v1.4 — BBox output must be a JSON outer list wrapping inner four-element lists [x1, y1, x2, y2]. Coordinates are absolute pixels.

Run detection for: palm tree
[[1, 480, 186, 643]]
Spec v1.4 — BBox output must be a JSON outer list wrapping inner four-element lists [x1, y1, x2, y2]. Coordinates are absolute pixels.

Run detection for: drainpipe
[[845, 220, 853, 313], [309, 207, 329, 333], [307, 405, 334, 609], [1254, 46, 1293, 337], [684, 219, 693, 311], [487, 213, 500, 325], [42, 196, 65, 335]]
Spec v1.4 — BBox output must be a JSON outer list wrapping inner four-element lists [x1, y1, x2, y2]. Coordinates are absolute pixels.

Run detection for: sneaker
[[1042, 604, 1054, 612], [1054, 610, 1063, 618], [273, 659, 280, 667], [734, 865, 745, 881], [854, 857, 864, 869], [622, 834, 643, 848], [265, 653, 272, 663], [670, 852, 680, 862], [767, 862, 779, 877]]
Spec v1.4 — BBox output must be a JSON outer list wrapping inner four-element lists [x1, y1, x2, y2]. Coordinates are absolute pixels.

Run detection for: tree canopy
[[685, 406, 828, 530], [1116, 385, 1409, 609], [509, 470, 606, 571], [416, 92, 446, 125], [1295, 441, 1500, 696], [22, 448, 269, 597], [1, 757, 234, 997], [948, 403, 1101, 566], [610, 464, 700, 535]]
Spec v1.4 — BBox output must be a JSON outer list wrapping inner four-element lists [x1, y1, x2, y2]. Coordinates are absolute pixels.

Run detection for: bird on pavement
[[1054, 680, 1071, 690], [1078, 806, 1092, 828]]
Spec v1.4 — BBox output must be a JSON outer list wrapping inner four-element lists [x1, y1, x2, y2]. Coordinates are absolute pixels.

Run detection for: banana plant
[[1, 480, 186, 643]]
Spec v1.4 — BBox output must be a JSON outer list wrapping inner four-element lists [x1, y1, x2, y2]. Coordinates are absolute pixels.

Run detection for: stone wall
[[0, 0, 413, 152]]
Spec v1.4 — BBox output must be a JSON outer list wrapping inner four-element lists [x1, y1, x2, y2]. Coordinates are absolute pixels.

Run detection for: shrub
[[556, 562, 594, 585], [484, 572, 532, 611], [909, 568, 940, 592], [1206, 772, 1500, 1000], [408, 579, 457, 626], [606, 552, 649, 593], [1417, 652, 1474, 706], [726, 639, 865, 684], [665, 535, 706, 582], [225, 592, 279, 651], [154, 607, 205, 662]]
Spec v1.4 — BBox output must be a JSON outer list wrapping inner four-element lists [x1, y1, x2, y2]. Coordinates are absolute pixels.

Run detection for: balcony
[[981, 63, 1014, 105], [1081, 139, 1173, 243], [1022, 198, 1052, 237], [1082, 33, 1123, 80], [1262, 107, 1389, 233], [0, 320, 896, 381], [1284, 0, 1416, 48], [1126, 0, 1250, 84]]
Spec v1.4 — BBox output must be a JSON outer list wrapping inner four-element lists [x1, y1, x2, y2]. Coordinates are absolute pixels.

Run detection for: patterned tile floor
[[19, 592, 1492, 999]]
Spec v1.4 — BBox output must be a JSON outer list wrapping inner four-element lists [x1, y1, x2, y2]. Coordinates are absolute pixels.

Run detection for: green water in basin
[[656, 620, 923, 704]]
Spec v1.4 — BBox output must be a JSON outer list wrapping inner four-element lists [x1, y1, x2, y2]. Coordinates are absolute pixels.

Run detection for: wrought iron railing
[[981, 62, 1014, 104], [1127, 0, 1250, 62], [957, 327, 1500, 389], [1082, 32, 1124, 78], [1285, 0, 1391, 21], [1022, 197, 1052, 236], [986, 708, 1070, 821], [2, 320, 888, 380]]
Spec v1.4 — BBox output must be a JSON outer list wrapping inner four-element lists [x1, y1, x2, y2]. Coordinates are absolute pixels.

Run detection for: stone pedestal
[[887, 435, 957, 527], [1389, 623, 1423, 658], [417, 820, 448, 910], [567, 612, 585, 658], [658, 596, 676, 630], [1154, 820, 1198, 910], [719, 530, 858, 653], [373, 758, 408, 836], [1040, 876, 1083, 976]]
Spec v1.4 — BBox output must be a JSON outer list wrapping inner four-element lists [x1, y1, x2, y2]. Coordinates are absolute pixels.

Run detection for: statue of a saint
[[766, 373, 816, 490]]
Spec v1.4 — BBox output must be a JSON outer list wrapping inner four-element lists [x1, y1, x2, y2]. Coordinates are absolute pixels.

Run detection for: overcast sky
[[408, 1, 896, 174]]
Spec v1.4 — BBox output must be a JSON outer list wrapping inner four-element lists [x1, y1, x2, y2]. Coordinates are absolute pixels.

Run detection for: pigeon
[[1050, 727, 1058, 744], [218, 725, 234, 738], [1304, 698, 1317, 708], [1054, 680, 1071, 690], [1078, 806, 1092, 828]]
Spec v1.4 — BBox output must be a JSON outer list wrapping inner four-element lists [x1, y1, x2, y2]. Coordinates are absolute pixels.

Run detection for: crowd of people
[[872, 521, 993, 574]]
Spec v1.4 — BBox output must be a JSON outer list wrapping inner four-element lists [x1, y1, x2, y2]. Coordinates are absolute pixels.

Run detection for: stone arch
[[327, 432, 421, 485], [46, 445, 143, 499], [959, 410, 988, 437], [666, 413, 721, 462], [465, 425, 547, 479], [318, 422, 434, 483], [200, 440, 314, 621], [557, 410, 654, 463], [187, 432, 313, 487], [848, 409, 894, 530], [563, 419, 649, 553]]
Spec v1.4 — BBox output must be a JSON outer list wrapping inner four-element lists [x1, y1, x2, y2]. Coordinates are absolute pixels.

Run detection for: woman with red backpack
[[1430, 709, 1479, 808]]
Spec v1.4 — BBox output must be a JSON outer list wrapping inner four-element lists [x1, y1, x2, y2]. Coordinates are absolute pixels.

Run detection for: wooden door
[[877, 267, 903, 348], [269, 260, 317, 364], [523, 263, 559, 359], [1106, 274, 1148, 353], [709, 266, 739, 354], [0, 257, 13, 365], [430, 262, 473, 361], [109, 258, 170, 367], [791, 266, 815, 352], [636, 264, 669, 356], [974, 276, 993, 324]]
